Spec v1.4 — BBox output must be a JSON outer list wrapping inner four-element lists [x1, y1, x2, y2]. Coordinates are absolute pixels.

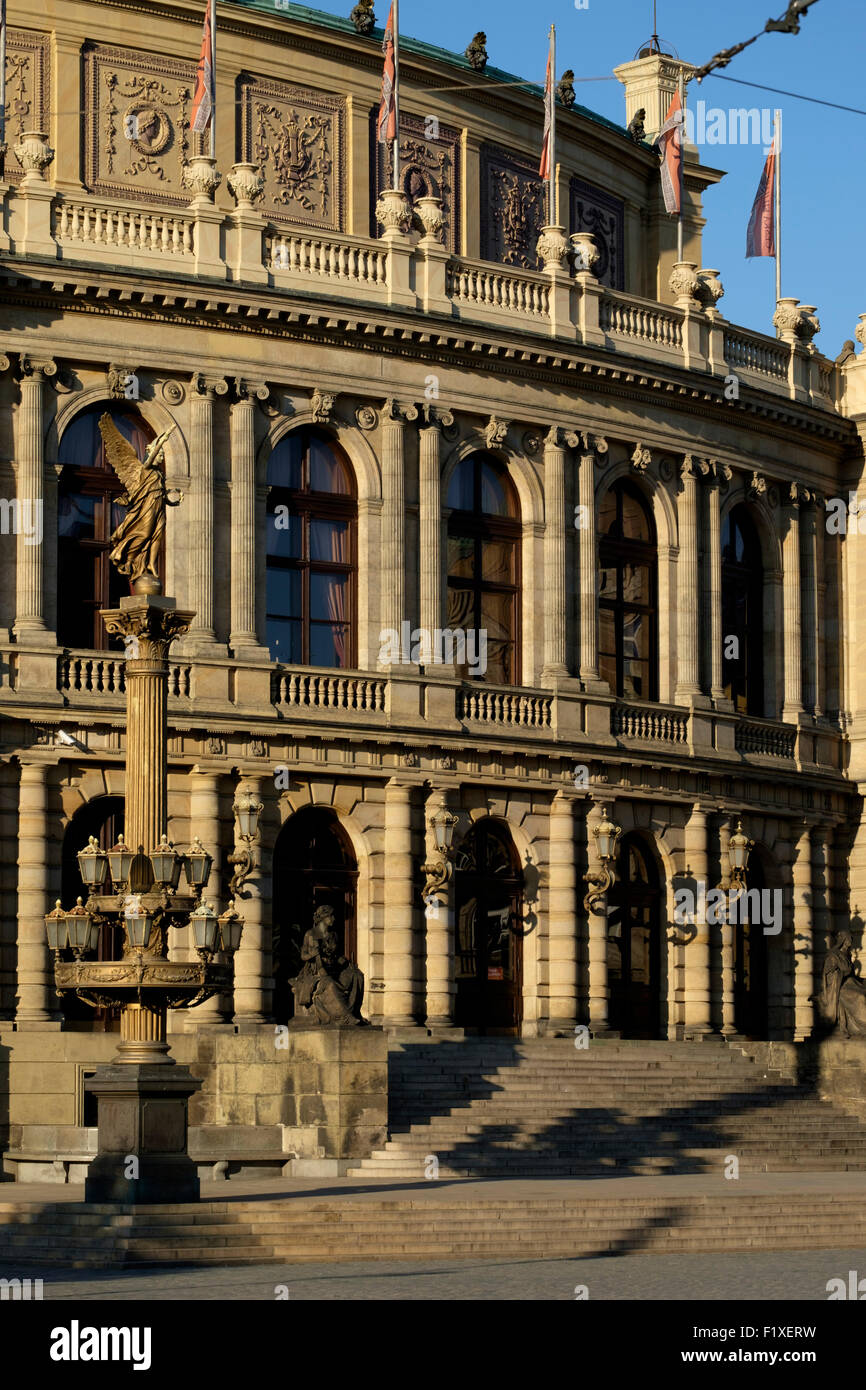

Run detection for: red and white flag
[[746, 137, 777, 258], [539, 46, 553, 180], [655, 90, 683, 215], [190, 0, 215, 134], [377, 3, 397, 144]]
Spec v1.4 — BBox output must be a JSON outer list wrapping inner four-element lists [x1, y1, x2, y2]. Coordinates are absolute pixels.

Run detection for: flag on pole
[[655, 90, 683, 215], [746, 136, 777, 258], [539, 44, 553, 180], [377, 3, 397, 144], [190, 1, 215, 134]]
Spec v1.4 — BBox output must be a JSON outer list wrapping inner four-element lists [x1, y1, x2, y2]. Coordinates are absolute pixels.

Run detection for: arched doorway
[[453, 819, 523, 1034], [271, 807, 358, 1023], [734, 853, 769, 1038], [60, 795, 125, 1028], [606, 833, 663, 1038]]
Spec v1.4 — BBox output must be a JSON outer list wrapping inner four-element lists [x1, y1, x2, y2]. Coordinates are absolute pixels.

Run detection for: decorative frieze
[[238, 74, 345, 231]]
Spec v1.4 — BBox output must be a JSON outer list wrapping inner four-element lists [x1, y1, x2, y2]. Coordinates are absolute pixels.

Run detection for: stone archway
[[606, 831, 664, 1038]]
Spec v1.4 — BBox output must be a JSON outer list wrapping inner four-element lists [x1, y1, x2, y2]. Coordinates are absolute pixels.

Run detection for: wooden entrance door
[[454, 820, 523, 1034], [606, 834, 662, 1039]]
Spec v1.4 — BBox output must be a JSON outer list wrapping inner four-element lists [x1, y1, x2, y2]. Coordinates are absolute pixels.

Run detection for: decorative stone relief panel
[[4, 29, 50, 184], [239, 74, 345, 231], [569, 178, 625, 290], [84, 44, 197, 206], [370, 110, 460, 253], [480, 144, 545, 270]]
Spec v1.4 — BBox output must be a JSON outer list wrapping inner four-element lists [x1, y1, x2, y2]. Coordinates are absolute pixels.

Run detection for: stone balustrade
[[58, 650, 192, 702], [734, 716, 797, 759], [271, 666, 387, 716], [1, 182, 838, 412], [612, 702, 689, 744], [457, 685, 554, 730]]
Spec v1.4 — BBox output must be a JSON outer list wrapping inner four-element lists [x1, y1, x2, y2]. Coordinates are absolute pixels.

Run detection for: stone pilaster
[[782, 483, 806, 719], [423, 784, 456, 1030], [12, 355, 56, 644], [801, 493, 822, 716], [229, 379, 269, 659], [184, 768, 227, 1027], [584, 800, 611, 1033], [15, 757, 59, 1026], [418, 406, 453, 640], [187, 374, 227, 649], [811, 822, 833, 999], [578, 433, 607, 691], [675, 456, 704, 701], [379, 399, 417, 650], [707, 463, 729, 703], [682, 803, 713, 1038], [383, 778, 417, 1026], [792, 822, 815, 1041], [231, 773, 272, 1025], [547, 790, 579, 1029], [542, 426, 578, 682], [717, 816, 737, 1037]]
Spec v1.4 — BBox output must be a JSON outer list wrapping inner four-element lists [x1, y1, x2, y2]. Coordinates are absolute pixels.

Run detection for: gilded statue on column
[[98, 414, 183, 591]]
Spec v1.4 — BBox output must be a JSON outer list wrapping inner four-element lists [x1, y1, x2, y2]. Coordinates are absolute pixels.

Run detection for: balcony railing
[[58, 652, 192, 700], [0, 179, 837, 414], [735, 717, 796, 759], [458, 685, 553, 729], [613, 702, 688, 744], [271, 666, 387, 715]]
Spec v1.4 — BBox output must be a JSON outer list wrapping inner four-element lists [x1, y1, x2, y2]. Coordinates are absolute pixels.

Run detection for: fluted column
[[423, 785, 456, 1030], [801, 494, 821, 716], [188, 374, 227, 647], [383, 778, 417, 1026], [16, 758, 58, 1025], [585, 800, 612, 1033], [578, 432, 607, 690], [542, 427, 576, 680], [418, 406, 453, 639], [548, 790, 579, 1029], [380, 399, 417, 647], [718, 816, 737, 1037], [682, 803, 713, 1038], [675, 456, 703, 701], [708, 463, 729, 702], [782, 483, 805, 718], [229, 379, 268, 657], [792, 822, 814, 1041], [231, 773, 272, 1024], [185, 768, 227, 1027], [13, 355, 56, 644]]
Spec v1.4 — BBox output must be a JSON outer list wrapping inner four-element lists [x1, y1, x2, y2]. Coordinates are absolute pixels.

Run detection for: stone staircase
[[346, 1038, 866, 1179]]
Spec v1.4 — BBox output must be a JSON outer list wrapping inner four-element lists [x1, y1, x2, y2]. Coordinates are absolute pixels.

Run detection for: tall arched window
[[722, 505, 764, 715], [598, 480, 658, 700], [446, 454, 520, 685], [57, 405, 154, 650], [265, 429, 357, 667]]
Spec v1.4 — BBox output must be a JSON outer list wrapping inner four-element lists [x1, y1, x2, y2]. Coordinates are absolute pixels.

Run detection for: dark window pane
[[447, 584, 475, 629], [267, 509, 302, 558], [58, 494, 96, 540], [310, 622, 349, 668], [309, 438, 351, 495], [622, 565, 649, 605], [310, 572, 348, 625], [622, 611, 647, 662], [266, 435, 302, 490], [621, 490, 651, 542], [598, 606, 616, 659], [310, 518, 348, 563], [447, 536, 475, 578], [447, 457, 474, 511], [266, 568, 302, 618], [598, 565, 617, 599], [480, 462, 510, 517], [481, 538, 513, 583], [267, 618, 301, 663], [598, 490, 617, 535]]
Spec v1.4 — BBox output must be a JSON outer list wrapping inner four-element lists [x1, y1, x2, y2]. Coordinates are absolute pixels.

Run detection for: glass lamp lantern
[[45, 900, 68, 953], [430, 808, 458, 854], [730, 820, 753, 874], [184, 836, 213, 893], [150, 834, 183, 891], [123, 894, 154, 951], [233, 792, 263, 843], [218, 901, 244, 955], [77, 835, 109, 890], [107, 834, 135, 890], [65, 897, 99, 957], [190, 901, 220, 956], [594, 807, 622, 863]]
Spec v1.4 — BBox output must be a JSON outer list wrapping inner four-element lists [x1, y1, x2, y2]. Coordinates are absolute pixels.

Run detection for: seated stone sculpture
[[289, 905, 367, 1027], [817, 930, 866, 1037]]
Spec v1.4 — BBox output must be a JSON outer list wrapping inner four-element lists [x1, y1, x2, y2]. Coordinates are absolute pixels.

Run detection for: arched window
[[598, 481, 657, 700], [453, 819, 524, 1034], [57, 405, 154, 650], [606, 832, 662, 1039], [722, 505, 764, 715], [265, 429, 357, 668], [446, 454, 520, 684]]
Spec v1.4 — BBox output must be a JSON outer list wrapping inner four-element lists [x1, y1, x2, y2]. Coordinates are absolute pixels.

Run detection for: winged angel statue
[[98, 414, 183, 591]]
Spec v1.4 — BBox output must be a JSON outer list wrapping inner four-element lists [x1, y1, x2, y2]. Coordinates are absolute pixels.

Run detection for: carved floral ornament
[[773, 297, 821, 343], [13, 128, 54, 179]]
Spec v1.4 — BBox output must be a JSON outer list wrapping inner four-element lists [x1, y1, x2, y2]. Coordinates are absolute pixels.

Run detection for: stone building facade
[[1, 0, 865, 1172]]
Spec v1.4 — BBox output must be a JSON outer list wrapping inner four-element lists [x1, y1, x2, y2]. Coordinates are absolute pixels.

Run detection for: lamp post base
[[84, 1062, 202, 1204]]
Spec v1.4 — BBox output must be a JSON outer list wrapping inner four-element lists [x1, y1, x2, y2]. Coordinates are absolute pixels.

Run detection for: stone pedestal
[[84, 1062, 201, 1204]]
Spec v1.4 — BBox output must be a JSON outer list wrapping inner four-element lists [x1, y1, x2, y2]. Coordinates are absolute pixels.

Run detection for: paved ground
[[4, 1249, 865, 1300], [7, 1169, 866, 1206]]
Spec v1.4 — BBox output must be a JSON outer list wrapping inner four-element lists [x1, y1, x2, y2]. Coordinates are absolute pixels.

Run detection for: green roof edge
[[227, 0, 631, 141]]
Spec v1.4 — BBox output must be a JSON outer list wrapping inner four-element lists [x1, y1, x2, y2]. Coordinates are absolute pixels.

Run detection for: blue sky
[[265, 0, 865, 355]]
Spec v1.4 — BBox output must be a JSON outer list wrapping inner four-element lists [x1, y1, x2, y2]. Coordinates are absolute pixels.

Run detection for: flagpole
[[549, 25, 556, 225], [0, 0, 6, 176], [392, 0, 400, 191], [208, 0, 216, 160], [774, 107, 782, 304], [677, 69, 685, 260]]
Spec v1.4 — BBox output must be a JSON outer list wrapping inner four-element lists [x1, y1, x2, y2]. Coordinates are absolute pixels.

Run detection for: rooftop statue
[[98, 414, 183, 592], [465, 32, 488, 72], [349, 1, 376, 36]]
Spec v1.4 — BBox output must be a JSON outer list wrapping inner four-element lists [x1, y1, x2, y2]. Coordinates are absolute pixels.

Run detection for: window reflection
[[598, 481, 657, 700]]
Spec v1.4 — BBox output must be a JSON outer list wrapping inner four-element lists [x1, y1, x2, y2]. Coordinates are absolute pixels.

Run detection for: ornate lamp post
[[227, 790, 263, 894], [583, 805, 622, 913], [728, 819, 754, 890], [718, 817, 754, 1038], [422, 807, 459, 909], [45, 413, 242, 1203]]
